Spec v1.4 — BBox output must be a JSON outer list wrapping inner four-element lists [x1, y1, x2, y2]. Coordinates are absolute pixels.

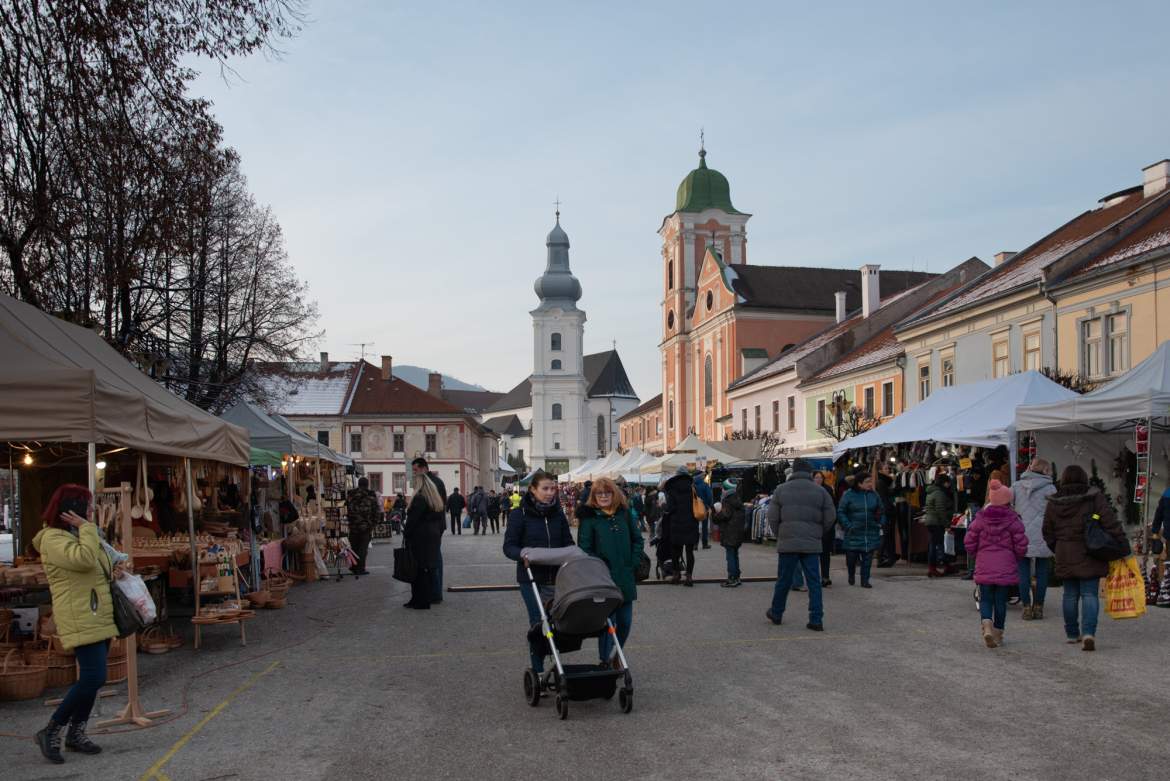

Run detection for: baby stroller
[[388, 510, 404, 536], [650, 521, 674, 580], [522, 547, 634, 719]]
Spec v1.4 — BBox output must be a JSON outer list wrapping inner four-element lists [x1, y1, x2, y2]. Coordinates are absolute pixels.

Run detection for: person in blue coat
[[503, 470, 575, 675], [693, 469, 714, 549], [837, 471, 885, 588]]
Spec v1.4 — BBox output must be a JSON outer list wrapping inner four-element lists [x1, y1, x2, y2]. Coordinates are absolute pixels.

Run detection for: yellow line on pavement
[[139, 660, 281, 781]]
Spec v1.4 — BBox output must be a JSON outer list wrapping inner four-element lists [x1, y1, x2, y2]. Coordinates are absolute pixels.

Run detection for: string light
[[95, 460, 107, 470], [23, 453, 33, 466]]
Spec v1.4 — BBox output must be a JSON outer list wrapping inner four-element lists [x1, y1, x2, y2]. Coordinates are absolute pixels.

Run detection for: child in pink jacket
[[965, 479, 1029, 648]]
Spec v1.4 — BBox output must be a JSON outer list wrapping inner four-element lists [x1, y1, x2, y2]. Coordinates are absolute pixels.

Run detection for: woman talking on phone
[[31, 484, 119, 765]]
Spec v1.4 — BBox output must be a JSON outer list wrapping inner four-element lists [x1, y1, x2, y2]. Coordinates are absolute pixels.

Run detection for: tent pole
[[184, 458, 199, 603], [8, 448, 17, 564], [87, 443, 96, 495]]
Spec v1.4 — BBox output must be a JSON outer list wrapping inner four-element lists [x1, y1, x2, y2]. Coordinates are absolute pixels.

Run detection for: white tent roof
[[638, 434, 739, 475], [583, 450, 626, 480], [1016, 341, 1170, 432], [560, 457, 599, 483], [0, 292, 249, 464], [834, 371, 1079, 456], [597, 447, 646, 479], [499, 457, 517, 474]]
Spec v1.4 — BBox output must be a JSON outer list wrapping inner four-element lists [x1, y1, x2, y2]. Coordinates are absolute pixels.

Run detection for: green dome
[[675, 149, 741, 214]]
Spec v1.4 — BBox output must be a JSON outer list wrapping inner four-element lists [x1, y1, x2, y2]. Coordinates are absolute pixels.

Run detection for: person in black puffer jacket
[[662, 468, 701, 586], [503, 470, 575, 674]]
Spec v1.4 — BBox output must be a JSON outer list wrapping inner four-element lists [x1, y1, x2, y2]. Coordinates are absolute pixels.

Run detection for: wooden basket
[[23, 640, 76, 689], [107, 655, 128, 684], [108, 636, 128, 660], [244, 591, 271, 608], [265, 576, 292, 596], [139, 626, 173, 655], [0, 648, 48, 701]]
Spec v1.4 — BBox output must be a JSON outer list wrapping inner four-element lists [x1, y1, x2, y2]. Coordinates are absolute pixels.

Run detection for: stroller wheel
[[619, 688, 633, 714], [523, 669, 541, 707], [555, 696, 569, 720]]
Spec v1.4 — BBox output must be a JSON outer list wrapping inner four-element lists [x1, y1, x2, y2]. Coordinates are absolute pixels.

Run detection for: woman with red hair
[[31, 484, 118, 764]]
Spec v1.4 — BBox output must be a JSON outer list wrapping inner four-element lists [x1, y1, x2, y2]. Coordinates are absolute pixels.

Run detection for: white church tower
[[530, 211, 589, 473]]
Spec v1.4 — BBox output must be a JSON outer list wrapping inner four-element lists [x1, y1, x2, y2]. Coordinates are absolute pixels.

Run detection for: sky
[[191, 0, 1170, 400]]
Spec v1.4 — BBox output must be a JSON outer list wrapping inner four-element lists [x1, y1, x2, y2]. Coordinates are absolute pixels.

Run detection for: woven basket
[[0, 648, 47, 701], [264, 597, 286, 609], [265, 576, 292, 596], [23, 641, 76, 688], [244, 591, 271, 608], [108, 637, 128, 660], [107, 655, 128, 684]]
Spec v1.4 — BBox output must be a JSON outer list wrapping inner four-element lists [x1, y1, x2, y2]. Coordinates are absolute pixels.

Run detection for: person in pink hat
[[964, 479, 1028, 648]]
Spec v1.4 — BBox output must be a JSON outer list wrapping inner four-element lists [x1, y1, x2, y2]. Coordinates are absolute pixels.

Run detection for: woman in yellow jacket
[[31, 484, 118, 765]]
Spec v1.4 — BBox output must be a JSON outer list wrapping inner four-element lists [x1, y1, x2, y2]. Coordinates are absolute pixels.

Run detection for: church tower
[[659, 144, 751, 450], [530, 211, 589, 473]]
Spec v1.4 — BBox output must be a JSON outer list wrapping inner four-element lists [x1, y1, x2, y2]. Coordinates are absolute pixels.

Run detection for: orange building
[[617, 393, 664, 455], [659, 146, 932, 447]]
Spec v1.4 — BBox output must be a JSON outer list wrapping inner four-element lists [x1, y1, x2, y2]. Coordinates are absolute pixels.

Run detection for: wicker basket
[[0, 648, 48, 701], [107, 655, 128, 684], [108, 636, 128, 660], [265, 576, 292, 597], [264, 597, 286, 609], [23, 641, 76, 689], [244, 591, 271, 608]]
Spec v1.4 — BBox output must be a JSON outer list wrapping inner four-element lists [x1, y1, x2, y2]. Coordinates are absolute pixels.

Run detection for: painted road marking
[[139, 660, 280, 781]]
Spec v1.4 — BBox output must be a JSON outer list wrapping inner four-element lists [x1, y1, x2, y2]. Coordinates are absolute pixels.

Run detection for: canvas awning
[[638, 434, 739, 475], [0, 292, 249, 464], [833, 371, 1078, 457], [1015, 341, 1170, 432], [499, 457, 517, 474], [221, 402, 322, 458]]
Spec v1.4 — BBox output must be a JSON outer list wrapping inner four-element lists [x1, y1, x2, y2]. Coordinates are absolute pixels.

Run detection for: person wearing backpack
[[1042, 464, 1127, 652]]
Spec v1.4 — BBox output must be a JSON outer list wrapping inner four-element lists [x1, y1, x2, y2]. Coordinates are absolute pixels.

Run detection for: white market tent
[[582, 450, 626, 480], [833, 371, 1079, 469], [597, 447, 646, 479], [560, 457, 600, 483], [1015, 341, 1170, 433], [499, 456, 517, 474], [638, 434, 740, 476], [0, 292, 248, 465]]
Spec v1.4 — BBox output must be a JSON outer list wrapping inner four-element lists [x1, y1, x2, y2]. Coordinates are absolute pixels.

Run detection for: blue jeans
[[1063, 577, 1100, 639], [770, 554, 823, 624], [979, 584, 1010, 630], [598, 601, 633, 663], [520, 582, 554, 672], [724, 545, 741, 581], [1018, 557, 1049, 606], [52, 640, 108, 724]]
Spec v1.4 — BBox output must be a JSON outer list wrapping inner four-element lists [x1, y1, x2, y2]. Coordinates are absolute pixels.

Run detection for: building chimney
[[428, 371, 443, 397], [1143, 160, 1170, 198], [319, 351, 329, 372], [861, 264, 880, 318], [994, 251, 1017, 267], [380, 355, 393, 381], [834, 291, 848, 323]]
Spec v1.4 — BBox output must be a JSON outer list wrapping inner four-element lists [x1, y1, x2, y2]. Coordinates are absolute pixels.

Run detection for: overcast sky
[[191, 0, 1170, 400]]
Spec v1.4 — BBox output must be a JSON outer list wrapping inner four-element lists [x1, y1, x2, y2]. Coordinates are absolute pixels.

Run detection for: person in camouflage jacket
[[346, 477, 380, 575]]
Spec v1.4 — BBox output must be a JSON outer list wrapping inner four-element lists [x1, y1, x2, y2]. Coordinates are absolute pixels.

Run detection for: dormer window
[[551, 333, 562, 351]]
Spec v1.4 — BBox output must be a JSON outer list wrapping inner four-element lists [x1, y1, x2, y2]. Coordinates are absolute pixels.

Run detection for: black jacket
[[446, 492, 466, 515], [502, 492, 575, 586], [713, 490, 747, 548], [404, 493, 444, 570], [662, 473, 700, 547]]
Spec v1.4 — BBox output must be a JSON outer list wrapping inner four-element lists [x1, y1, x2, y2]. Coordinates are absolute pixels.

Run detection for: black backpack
[[1084, 504, 1130, 561]]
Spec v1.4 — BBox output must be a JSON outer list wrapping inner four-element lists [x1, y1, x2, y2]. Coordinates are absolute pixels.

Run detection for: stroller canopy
[[551, 557, 624, 635]]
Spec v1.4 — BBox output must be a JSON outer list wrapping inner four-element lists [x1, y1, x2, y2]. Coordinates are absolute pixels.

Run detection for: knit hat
[[791, 458, 813, 474], [986, 479, 1012, 506], [722, 479, 737, 492]]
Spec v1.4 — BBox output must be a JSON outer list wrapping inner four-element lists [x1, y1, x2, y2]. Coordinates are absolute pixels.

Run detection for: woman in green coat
[[576, 476, 643, 668], [923, 473, 957, 578], [31, 484, 118, 764]]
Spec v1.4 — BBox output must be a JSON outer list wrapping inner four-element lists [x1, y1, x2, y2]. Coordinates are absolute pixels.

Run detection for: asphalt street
[[3, 532, 1168, 781]]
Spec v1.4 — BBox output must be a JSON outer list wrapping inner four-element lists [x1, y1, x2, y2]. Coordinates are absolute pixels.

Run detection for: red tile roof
[[1074, 200, 1170, 276], [346, 361, 468, 416]]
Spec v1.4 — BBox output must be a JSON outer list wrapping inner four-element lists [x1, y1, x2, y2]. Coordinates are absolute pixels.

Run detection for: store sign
[[959, 457, 972, 469], [544, 459, 570, 476]]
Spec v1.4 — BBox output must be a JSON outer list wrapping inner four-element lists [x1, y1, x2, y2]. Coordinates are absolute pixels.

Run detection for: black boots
[[66, 720, 102, 754], [35, 720, 64, 764]]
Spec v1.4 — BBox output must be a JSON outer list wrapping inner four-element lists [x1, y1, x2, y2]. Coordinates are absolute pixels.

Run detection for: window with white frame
[[741, 408, 748, 434], [368, 472, 383, 493], [918, 362, 931, 400], [349, 432, 362, 453], [881, 381, 894, 417], [787, 395, 796, 431], [863, 386, 875, 419], [1024, 331, 1041, 372], [817, 399, 826, 429], [551, 403, 562, 420], [992, 338, 1010, 378], [425, 433, 437, 452], [941, 356, 955, 387], [393, 433, 404, 453], [391, 472, 406, 494], [1108, 313, 1129, 374], [1082, 319, 1103, 378], [754, 404, 761, 434], [772, 400, 780, 432]]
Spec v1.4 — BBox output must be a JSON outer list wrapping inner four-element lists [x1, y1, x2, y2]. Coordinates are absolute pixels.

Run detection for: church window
[[668, 261, 674, 290], [551, 359, 561, 370], [703, 355, 713, 407], [706, 291, 714, 311], [667, 310, 675, 330], [597, 415, 606, 454], [551, 333, 562, 351], [668, 400, 675, 429], [551, 403, 562, 420]]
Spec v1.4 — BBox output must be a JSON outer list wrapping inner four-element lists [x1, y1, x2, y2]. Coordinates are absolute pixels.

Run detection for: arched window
[[668, 400, 675, 429], [597, 415, 606, 454], [704, 354, 713, 407], [551, 403, 562, 420], [551, 333, 562, 351], [551, 359, 561, 370], [668, 261, 674, 290], [667, 310, 675, 330]]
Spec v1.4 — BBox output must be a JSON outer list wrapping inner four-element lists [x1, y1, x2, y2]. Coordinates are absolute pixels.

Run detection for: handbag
[[392, 543, 417, 583], [99, 556, 146, 639], [635, 552, 651, 583], [691, 488, 708, 522], [1084, 508, 1130, 561]]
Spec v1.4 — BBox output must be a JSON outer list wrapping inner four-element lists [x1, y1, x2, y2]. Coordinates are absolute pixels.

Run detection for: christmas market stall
[[0, 291, 250, 720], [1015, 340, 1170, 606]]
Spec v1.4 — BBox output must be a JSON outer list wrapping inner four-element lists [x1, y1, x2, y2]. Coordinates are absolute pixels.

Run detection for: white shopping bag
[[943, 530, 956, 556]]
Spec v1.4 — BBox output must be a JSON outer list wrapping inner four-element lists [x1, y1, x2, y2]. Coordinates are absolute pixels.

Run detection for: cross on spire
[[553, 195, 562, 221]]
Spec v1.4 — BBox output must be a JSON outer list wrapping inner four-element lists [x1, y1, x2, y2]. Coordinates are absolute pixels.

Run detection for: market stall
[[0, 291, 249, 721], [638, 434, 741, 482]]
